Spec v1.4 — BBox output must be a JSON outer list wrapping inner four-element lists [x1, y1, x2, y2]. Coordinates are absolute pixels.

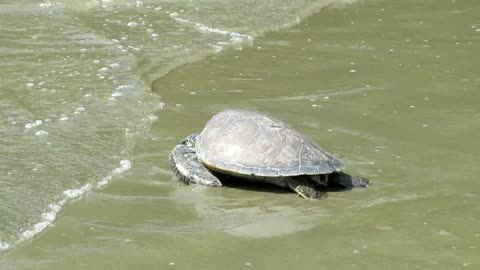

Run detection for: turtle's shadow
[[211, 172, 353, 195]]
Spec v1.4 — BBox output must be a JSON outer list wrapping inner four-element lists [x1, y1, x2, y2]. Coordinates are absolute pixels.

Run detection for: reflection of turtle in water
[[169, 110, 370, 199]]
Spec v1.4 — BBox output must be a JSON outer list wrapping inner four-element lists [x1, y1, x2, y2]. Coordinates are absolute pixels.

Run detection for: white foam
[[63, 183, 92, 198], [18, 199, 69, 241], [194, 22, 253, 43], [25, 120, 43, 129], [98, 67, 109, 73], [117, 84, 135, 89], [115, 160, 132, 174], [0, 241, 12, 251], [74, 107, 86, 114], [127, 22, 138, 27], [109, 63, 120, 69], [35, 130, 48, 136], [98, 160, 131, 188], [169, 12, 253, 49]]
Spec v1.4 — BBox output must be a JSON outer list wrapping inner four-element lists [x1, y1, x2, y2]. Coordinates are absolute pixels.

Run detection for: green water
[[2, 0, 480, 269]]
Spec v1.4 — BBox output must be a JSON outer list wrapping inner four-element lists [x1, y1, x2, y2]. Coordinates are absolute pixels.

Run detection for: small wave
[[255, 85, 383, 102], [0, 160, 132, 251], [169, 12, 254, 52], [361, 193, 428, 208], [97, 160, 132, 188]]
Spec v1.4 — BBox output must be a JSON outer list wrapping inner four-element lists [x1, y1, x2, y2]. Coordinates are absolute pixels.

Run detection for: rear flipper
[[169, 144, 222, 186], [286, 177, 327, 200], [329, 172, 370, 189]]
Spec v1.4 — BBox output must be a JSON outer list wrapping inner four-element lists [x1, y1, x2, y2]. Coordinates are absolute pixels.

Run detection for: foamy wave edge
[[169, 12, 254, 53], [0, 160, 132, 251]]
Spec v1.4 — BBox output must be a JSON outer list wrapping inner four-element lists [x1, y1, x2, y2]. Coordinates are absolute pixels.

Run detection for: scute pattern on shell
[[196, 110, 345, 178]]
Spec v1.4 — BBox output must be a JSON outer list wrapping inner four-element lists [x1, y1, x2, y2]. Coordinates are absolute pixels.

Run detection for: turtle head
[[181, 132, 199, 148]]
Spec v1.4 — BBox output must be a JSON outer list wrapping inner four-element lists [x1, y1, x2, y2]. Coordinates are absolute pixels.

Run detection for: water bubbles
[[98, 67, 109, 73], [127, 22, 138, 28], [439, 229, 453, 236], [59, 116, 69, 121], [35, 130, 48, 136], [74, 107, 86, 114], [26, 82, 35, 88], [63, 184, 93, 199], [147, 114, 158, 121], [109, 63, 120, 69], [127, 45, 141, 51], [350, 69, 357, 73], [0, 241, 11, 251], [25, 120, 43, 129]]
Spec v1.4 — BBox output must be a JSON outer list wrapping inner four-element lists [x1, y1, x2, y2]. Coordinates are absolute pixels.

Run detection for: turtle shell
[[196, 110, 345, 178]]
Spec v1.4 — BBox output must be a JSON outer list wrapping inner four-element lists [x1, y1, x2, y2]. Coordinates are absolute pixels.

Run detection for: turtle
[[169, 110, 370, 199]]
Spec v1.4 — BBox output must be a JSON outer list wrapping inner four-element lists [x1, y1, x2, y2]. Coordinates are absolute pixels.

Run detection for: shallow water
[[1, 0, 480, 269]]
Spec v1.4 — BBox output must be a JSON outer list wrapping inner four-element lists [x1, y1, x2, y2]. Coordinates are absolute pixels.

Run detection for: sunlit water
[[1, 0, 479, 269]]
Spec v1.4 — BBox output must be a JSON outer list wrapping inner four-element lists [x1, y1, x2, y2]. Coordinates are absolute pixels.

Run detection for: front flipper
[[286, 177, 327, 200], [169, 144, 222, 186], [329, 172, 370, 189]]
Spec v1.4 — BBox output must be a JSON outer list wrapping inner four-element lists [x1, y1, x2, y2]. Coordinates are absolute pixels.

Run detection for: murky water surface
[[1, 0, 479, 269]]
